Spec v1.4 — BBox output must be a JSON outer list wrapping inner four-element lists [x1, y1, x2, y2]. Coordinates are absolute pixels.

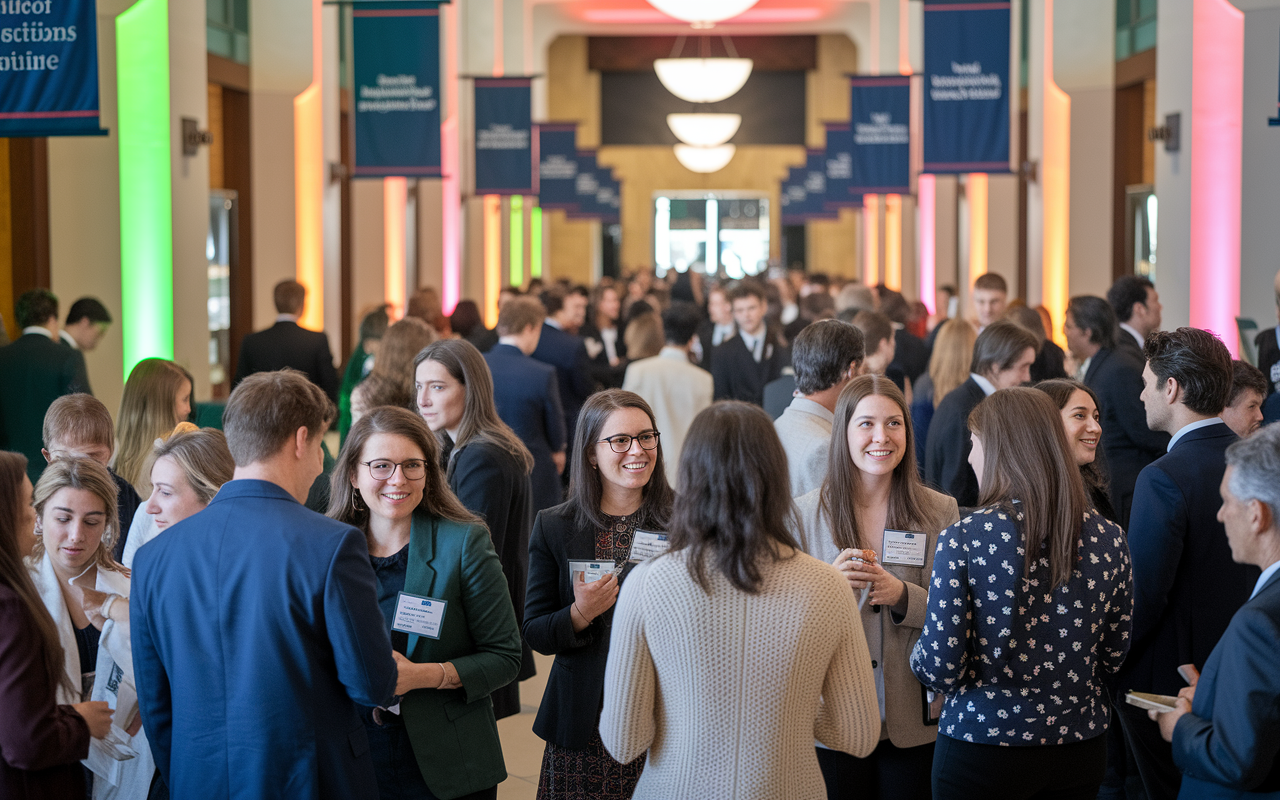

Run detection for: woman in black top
[[580, 284, 628, 389], [414, 338, 537, 719], [1035, 379, 1118, 521]]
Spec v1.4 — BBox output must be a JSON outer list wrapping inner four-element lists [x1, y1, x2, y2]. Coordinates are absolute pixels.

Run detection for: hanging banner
[[780, 167, 808, 226], [537, 124, 579, 210], [850, 76, 911, 193], [0, 0, 104, 137], [823, 123, 862, 211], [781, 158, 839, 225], [922, 0, 1011, 173], [474, 77, 534, 194], [353, 2, 441, 177]]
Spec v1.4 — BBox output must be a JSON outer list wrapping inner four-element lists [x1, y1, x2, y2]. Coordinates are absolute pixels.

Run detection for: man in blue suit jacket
[[1116, 329, 1260, 800], [131, 370, 398, 800], [486, 297, 567, 513], [1151, 424, 1280, 800], [532, 285, 596, 448]]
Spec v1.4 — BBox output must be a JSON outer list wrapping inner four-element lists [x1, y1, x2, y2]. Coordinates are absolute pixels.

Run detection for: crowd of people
[[1, 265, 1279, 800]]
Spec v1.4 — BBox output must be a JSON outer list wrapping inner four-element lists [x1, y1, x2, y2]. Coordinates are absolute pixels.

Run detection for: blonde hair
[[115, 359, 191, 494], [31, 458, 123, 574], [624, 312, 664, 360], [150, 424, 235, 505], [929, 319, 978, 408]]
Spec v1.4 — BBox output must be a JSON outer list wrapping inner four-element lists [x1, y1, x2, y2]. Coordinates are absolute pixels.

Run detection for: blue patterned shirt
[[910, 504, 1132, 745]]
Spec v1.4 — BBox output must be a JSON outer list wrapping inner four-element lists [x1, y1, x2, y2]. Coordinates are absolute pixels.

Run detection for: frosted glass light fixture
[[646, 0, 759, 26], [674, 144, 736, 173], [667, 113, 741, 147], [654, 57, 752, 103]]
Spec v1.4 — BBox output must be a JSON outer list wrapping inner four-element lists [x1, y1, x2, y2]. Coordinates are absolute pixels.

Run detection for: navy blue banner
[[850, 76, 911, 193], [537, 124, 579, 210], [565, 153, 620, 223], [780, 157, 838, 225], [922, 0, 1011, 173], [822, 123, 862, 211], [0, 0, 103, 137], [353, 2, 441, 177], [474, 77, 533, 194]]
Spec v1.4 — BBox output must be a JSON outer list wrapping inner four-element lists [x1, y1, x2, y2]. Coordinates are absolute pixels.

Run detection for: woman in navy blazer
[[330, 407, 521, 800], [523, 390, 674, 799]]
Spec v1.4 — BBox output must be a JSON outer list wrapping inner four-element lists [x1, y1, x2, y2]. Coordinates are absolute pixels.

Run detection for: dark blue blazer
[[0, 332, 91, 482], [485, 344, 567, 513], [130, 480, 397, 800], [531, 323, 596, 443], [923, 376, 986, 508], [1173, 570, 1280, 800], [1117, 422, 1259, 697], [234, 320, 340, 401], [1084, 346, 1170, 527]]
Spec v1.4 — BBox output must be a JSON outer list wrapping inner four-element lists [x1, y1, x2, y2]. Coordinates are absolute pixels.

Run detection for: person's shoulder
[[918, 486, 961, 524], [536, 501, 577, 530], [794, 487, 822, 518], [935, 380, 979, 415]]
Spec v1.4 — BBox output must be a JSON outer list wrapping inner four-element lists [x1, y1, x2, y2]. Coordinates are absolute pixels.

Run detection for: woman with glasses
[[329, 406, 521, 800], [523, 389, 674, 800]]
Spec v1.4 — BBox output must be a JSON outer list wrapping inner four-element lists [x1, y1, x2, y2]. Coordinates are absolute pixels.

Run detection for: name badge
[[881, 530, 927, 567], [392, 592, 447, 639], [568, 560, 616, 584], [628, 530, 670, 563]]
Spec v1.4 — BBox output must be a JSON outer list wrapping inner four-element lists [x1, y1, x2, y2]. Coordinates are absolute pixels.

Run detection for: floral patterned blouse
[[909, 504, 1133, 746]]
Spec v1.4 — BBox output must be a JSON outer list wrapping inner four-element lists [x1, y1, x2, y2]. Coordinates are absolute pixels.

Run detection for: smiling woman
[[1034, 379, 1117, 522]]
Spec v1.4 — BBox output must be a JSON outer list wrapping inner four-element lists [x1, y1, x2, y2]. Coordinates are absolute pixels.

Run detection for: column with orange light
[[1041, 0, 1070, 346], [384, 177, 408, 317], [966, 173, 988, 279], [295, 0, 324, 331], [863, 195, 881, 285]]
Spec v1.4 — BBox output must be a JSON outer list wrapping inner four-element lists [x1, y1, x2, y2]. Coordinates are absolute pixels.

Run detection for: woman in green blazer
[[330, 406, 522, 800]]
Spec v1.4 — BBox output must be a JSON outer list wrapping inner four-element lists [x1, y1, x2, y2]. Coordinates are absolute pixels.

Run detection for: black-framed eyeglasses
[[598, 431, 660, 453], [361, 460, 427, 480]]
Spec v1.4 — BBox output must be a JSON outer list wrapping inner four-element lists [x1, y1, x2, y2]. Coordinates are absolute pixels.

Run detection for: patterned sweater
[[910, 504, 1133, 745], [600, 548, 880, 800]]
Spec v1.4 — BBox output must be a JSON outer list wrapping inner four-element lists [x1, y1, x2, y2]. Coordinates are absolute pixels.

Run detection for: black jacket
[[531, 324, 596, 445], [234, 320, 339, 401], [0, 333, 91, 482], [923, 377, 986, 508], [710, 332, 790, 407], [1255, 325, 1279, 397]]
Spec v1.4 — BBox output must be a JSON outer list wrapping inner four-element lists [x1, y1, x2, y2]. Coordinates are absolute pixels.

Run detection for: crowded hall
[[3, 0, 1280, 799]]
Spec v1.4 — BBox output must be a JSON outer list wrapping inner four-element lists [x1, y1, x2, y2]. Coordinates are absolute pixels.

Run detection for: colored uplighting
[[1042, 0, 1070, 348], [863, 194, 880, 285], [1189, 0, 1243, 354], [483, 195, 501, 328], [440, 3, 460, 314], [116, 0, 173, 376], [884, 194, 902, 291], [919, 175, 936, 314], [531, 205, 543, 280], [510, 195, 524, 287], [967, 172, 988, 278], [384, 177, 407, 317], [295, 0, 324, 332]]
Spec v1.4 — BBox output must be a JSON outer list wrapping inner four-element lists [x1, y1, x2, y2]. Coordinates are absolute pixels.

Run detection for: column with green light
[[530, 204, 543, 280], [117, 0, 174, 377], [509, 196, 523, 286]]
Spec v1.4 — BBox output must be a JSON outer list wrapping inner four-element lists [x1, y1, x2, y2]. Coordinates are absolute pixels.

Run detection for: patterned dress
[[537, 513, 646, 799]]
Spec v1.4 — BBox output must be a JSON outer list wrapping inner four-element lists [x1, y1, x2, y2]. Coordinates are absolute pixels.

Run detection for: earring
[[352, 492, 365, 511]]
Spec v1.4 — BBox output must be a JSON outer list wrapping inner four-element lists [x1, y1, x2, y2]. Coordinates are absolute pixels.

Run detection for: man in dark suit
[[1069, 295, 1170, 527], [532, 285, 595, 448], [1115, 328, 1258, 800], [1254, 268, 1280, 398], [234, 279, 339, 401], [711, 280, 790, 406], [695, 283, 735, 371], [1150, 424, 1280, 800], [131, 370, 397, 799], [924, 320, 1037, 507], [0, 290, 91, 482], [1108, 274, 1163, 360], [486, 297, 567, 513]]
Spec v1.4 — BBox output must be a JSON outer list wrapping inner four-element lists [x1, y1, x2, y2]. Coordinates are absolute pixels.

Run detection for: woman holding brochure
[[909, 388, 1132, 800], [599, 401, 881, 800], [523, 389, 674, 800], [794, 374, 960, 800], [329, 406, 521, 800]]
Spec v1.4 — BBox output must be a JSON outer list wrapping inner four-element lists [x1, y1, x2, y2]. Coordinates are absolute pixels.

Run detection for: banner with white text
[[850, 76, 911, 193], [0, 0, 103, 136], [474, 77, 534, 194], [537, 124, 579, 211]]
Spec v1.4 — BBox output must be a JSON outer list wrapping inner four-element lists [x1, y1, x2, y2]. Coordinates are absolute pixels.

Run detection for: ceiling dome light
[[674, 144, 736, 173], [667, 113, 741, 147], [646, 0, 759, 26], [654, 57, 753, 103]]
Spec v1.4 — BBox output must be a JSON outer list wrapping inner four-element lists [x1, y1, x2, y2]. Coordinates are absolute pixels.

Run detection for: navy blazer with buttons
[[1172, 570, 1280, 800], [130, 480, 398, 800], [485, 343, 567, 514], [1116, 422, 1259, 697], [531, 323, 596, 444]]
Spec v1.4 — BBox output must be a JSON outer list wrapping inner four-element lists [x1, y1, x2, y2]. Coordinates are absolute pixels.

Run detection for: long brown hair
[[412, 339, 533, 472], [115, 358, 191, 493], [31, 458, 124, 575], [968, 388, 1089, 590], [1033, 379, 1113, 515], [0, 452, 74, 696], [358, 318, 437, 413], [929, 319, 977, 408], [568, 389, 673, 534], [328, 406, 480, 530], [819, 375, 940, 551], [668, 401, 799, 593]]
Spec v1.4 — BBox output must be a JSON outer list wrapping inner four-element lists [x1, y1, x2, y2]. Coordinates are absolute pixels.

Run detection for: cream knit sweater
[[600, 547, 880, 800]]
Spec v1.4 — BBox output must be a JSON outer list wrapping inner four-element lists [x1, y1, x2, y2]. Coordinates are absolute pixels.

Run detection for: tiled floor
[[495, 652, 555, 800]]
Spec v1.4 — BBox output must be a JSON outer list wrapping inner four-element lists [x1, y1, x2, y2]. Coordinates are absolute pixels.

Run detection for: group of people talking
[[2, 302, 1278, 800]]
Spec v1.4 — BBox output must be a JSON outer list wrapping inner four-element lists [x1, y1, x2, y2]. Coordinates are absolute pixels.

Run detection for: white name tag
[[628, 530, 670, 563], [881, 530, 927, 567], [569, 560, 616, 584], [392, 592, 447, 639]]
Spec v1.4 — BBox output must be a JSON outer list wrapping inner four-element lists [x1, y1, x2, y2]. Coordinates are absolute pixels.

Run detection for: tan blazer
[[795, 485, 960, 748]]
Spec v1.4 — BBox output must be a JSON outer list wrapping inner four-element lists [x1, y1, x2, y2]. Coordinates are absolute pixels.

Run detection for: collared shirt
[[1075, 356, 1092, 382], [658, 345, 689, 362], [275, 313, 299, 323], [1120, 323, 1145, 350], [59, 330, 78, 349], [545, 318, 563, 331], [22, 325, 55, 340], [739, 328, 766, 362], [780, 303, 799, 325], [969, 372, 997, 397], [1167, 417, 1225, 452], [601, 327, 619, 363], [712, 323, 735, 347], [1252, 560, 1280, 600]]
